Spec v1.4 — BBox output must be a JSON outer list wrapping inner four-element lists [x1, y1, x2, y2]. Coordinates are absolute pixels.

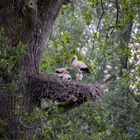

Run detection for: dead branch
[[106, 0, 120, 38], [97, 0, 105, 31], [19, 117, 33, 129], [115, 0, 119, 24]]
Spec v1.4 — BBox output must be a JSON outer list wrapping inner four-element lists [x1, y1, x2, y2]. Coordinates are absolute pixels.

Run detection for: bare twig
[[19, 117, 33, 129], [89, 38, 95, 59], [97, 0, 105, 31], [106, 0, 119, 38], [108, 0, 116, 3], [115, 0, 119, 24]]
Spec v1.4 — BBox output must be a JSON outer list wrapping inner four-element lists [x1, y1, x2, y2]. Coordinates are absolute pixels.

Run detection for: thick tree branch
[[22, 0, 65, 76]]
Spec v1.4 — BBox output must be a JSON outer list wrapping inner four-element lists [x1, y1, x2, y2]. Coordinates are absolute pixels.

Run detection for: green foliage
[[1, 0, 139, 139], [39, 81, 140, 140], [0, 28, 27, 139], [0, 119, 7, 139], [0, 29, 27, 84], [41, 30, 92, 78], [39, 102, 106, 140], [135, 123, 140, 138], [82, 9, 93, 25], [29, 108, 47, 122], [87, 0, 100, 8], [40, 0, 140, 139]]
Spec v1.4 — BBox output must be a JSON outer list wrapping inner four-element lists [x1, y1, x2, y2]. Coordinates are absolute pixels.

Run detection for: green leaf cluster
[[0, 29, 26, 83]]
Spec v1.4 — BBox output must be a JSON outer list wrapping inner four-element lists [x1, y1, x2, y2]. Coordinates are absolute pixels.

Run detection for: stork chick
[[76, 73, 83, 82], [55, 67, 72, 82], [70, 55, 90, 74], [56, 67, 70, 74], [55, 67, 70, 78], [62, 74, 72, 82]]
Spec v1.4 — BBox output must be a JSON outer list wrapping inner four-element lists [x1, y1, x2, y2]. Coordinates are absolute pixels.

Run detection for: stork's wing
[[77, 61, 88, 69], [55, 68, 65, 73], [78, 61, 90, 74], [80, 67, 90, 74]]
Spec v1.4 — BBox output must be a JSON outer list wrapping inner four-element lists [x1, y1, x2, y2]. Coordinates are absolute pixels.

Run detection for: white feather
[[56, 68, 65, 73], [71, 55, 88, 73], [62, 74, 71, 82], [56, 67, 69, 74], [76, 61, 88, 69], [57, 73, 64, 78], [76, 73, 83, 81]]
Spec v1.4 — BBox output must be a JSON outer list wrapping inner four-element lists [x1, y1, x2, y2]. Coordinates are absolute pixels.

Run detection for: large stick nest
[[27, 75, 116, 110]]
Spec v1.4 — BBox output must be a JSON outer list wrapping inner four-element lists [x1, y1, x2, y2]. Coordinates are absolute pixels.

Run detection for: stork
[[55, 67, 70, 78], [62, 74, 72, 82], [55, 67, 70, 74], [70, 55, 90, 74], [55, 67, 72, 82], [76, 73, 83, 82]]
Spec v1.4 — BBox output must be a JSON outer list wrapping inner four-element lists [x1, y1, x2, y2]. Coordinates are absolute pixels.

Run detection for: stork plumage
[[55, 67, 70, 74], [55, 67, 71, 82], [70, 55, 90, 74], [76, 73, 83, 82], [57, 73, 64, 78], [62, 74, 71, 82]]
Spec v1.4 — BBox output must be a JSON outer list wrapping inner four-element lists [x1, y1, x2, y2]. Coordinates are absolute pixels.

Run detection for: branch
[[19, 117, 33, 129], [106, 0, 119, 38], [63, 0, 72, 5], [27, 75, 116, 110], [115, 0, 119, 24], [97, 0, 105, 31]]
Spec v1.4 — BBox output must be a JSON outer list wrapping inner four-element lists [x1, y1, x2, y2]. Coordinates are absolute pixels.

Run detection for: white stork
[[55, 67, 70, 74], [55, 67, 70, 78], [76, 73, 83, 82], [55, 67, 71, 82], [62, 74, 72, 82], [70, 55, 90, 74]]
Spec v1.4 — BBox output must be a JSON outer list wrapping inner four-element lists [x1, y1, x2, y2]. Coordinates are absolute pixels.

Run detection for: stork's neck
[[74, 57, 78, 61], [63, 71, 69, 74], [71, 57, 77, 64]]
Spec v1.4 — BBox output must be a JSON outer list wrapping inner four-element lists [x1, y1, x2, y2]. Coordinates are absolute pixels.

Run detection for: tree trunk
[[0, 0, 65, 76], [0, 0, 65, 139]]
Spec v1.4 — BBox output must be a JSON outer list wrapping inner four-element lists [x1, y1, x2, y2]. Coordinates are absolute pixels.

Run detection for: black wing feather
[[80, 67, 91, 74]]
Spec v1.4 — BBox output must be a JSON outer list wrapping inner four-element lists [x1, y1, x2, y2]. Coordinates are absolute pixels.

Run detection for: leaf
[[82, 10, 93, 25], [135, 34, 140, 39]]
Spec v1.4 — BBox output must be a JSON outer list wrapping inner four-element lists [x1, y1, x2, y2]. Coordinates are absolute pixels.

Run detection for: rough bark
[[0, 0, 65, 139], [0, 0, 66, 76]]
